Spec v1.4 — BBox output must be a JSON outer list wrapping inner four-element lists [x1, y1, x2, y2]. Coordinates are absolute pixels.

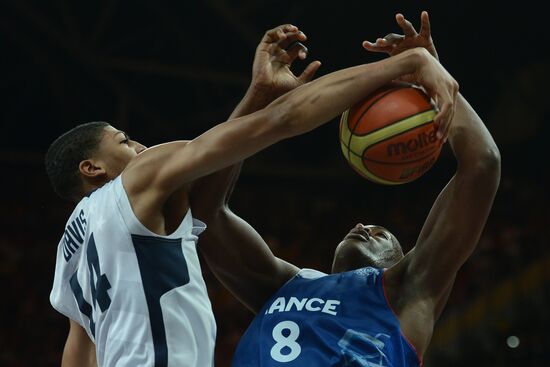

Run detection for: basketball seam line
[[341, 86, 434, 185], [344, 86, 409, 166], [341, 110, 352, 164], [348, 110, 437, 154], [352, 106, 435, 137], [366, 150, 438, 165], [341, 139, 401, 185], [346, 86, 410, 150], [363, 118, 437, 154], [341, 138, 438, 165]]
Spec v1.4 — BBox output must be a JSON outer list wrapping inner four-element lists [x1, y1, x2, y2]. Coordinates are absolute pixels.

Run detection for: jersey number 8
[[271, 320, 302, 363]]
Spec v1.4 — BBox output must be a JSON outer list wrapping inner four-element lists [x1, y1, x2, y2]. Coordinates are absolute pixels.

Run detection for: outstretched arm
[[123, 42, 456, 245]]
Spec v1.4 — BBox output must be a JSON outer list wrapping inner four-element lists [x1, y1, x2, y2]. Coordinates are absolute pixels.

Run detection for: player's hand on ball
[[412, 49, 458, 140], [250, 24, 321, 100], [363, 11, 439, 61]]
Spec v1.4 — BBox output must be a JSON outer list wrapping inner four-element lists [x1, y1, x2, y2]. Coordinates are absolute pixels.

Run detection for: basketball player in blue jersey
[[191, 12, 500, 367], [45, 20, 457, 367]]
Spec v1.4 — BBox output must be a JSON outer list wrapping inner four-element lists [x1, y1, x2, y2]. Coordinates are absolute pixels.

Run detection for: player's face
[[93, 125, 146, 179], [331, 224, 404, 273]]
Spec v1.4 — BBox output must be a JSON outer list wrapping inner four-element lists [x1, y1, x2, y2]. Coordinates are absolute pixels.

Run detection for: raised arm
[[405, 92, 500, 297], [371, 10, 499, 302], [391, 92, 499, 358], [188, 25, 320, 311], [365, 12, 500, 355], [192, 24, 321, 214]]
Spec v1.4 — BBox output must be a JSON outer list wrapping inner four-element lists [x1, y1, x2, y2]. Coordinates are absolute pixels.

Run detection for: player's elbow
[[478, 144, 501, 176], [470, 145, 501, 190]]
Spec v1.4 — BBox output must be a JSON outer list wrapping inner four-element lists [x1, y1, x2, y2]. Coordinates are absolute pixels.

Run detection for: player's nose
[[133, 141, 147, 153]]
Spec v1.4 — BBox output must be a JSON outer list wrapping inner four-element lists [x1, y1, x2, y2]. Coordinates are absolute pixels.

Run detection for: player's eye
[[120, 139, 129, 145], [376, 231, 390, 240]]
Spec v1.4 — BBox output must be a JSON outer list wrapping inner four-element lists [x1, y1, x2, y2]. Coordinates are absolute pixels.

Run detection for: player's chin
[[334, 239, 372, 265], [332, 244, 377, 273]]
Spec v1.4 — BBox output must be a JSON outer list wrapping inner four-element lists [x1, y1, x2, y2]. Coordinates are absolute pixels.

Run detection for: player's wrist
[[408, 47, 432, 69], [380, 48, 426, 82]]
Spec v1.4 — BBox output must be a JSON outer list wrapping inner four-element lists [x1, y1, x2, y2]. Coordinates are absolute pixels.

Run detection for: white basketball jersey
[[50, 176, 216, 367]]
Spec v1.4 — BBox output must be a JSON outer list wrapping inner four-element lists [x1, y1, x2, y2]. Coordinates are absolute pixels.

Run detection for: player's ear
[[79, 159, 106, 178]]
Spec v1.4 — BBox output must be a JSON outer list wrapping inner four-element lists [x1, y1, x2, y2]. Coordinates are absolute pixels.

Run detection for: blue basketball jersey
[[232, 267, 420, 367]]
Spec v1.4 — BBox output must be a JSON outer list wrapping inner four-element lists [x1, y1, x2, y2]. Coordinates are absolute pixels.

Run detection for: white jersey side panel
[[50, 176, 215, 367]]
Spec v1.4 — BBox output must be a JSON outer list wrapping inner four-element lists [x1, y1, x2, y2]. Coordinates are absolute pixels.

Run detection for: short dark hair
[[45, 121, 110, 202]]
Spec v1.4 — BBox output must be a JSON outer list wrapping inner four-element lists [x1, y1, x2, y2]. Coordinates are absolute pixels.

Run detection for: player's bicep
[[125, 110, 286, 200], [62, 319, 97, 367], [409, 161, 499, 297], [198, 208, 299, 313]]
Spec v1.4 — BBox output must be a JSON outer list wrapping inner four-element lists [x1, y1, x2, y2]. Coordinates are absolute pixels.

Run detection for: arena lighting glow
[[506, 335, 520, 348]]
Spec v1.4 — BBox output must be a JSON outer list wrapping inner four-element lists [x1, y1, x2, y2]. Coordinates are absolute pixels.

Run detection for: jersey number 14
[[69, 233, 111, 337]]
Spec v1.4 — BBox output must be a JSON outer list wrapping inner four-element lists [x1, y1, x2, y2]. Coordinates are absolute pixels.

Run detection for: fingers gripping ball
[[340, 82, 442, 185]]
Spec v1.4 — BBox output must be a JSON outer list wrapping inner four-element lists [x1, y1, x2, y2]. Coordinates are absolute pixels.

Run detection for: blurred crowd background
[[1, 1, 548, 366]]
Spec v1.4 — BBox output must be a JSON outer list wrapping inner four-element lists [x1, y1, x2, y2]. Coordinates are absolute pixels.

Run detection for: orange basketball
[[339, 82, 442, 185]]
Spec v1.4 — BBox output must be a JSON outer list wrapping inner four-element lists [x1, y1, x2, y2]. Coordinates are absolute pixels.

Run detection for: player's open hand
[[250, 24, 322, 100], [363, 11, 439, 61]]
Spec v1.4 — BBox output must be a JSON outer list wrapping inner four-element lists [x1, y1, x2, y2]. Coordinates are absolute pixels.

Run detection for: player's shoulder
[[120, 141, 191, 199], [124, 141, 190, 173], [294, 267, 383, 281]]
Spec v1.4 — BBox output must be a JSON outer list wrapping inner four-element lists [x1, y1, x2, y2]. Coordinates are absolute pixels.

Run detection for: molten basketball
[[339, 82, 442, 185]]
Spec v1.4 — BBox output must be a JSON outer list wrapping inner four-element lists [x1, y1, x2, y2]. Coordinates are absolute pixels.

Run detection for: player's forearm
[[145, 49, 432, 199], [269, 48, 423, 136], [198, 50, 426, 211], [205, 88, 277, 210], [447, 94, 501, 173]]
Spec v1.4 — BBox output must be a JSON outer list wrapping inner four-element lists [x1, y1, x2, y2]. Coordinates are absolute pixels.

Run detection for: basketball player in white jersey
[[46, 22, 457, 366], [191, 12, 500, 366]]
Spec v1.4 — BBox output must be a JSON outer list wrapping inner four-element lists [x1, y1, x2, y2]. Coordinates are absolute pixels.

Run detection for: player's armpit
[[62, 319, 97, 367]]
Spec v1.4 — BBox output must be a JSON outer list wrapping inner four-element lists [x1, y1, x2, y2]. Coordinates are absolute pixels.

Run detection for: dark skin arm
[[191, 24, 319, 312], [191, 23, 321, 206], [371, 12, 501, 356]]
